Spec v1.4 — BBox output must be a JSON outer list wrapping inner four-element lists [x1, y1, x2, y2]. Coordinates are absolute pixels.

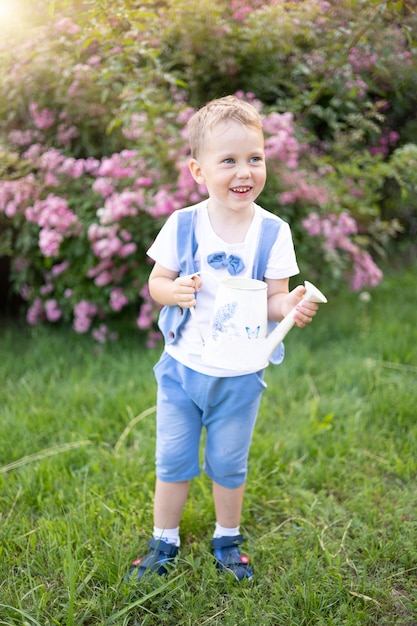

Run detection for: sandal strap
[[211, 534, 244, 550], [128, 538, 179, 580], [147, 538, 179, 556]]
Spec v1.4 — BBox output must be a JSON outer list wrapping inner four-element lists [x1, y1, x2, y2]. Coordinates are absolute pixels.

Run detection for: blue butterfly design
[[245, 326, 260, 339]]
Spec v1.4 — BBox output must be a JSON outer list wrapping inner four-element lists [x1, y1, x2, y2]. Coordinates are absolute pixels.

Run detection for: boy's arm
[[265, 277, 318, 327], [148, 262, 202, 308]]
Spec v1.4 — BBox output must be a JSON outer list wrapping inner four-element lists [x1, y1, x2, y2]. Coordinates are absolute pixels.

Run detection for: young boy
[[129, 95, 319, 582]]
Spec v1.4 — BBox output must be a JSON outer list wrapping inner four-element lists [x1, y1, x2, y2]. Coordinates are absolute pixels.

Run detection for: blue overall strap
[[252, 217, 281, 280], [157, 208, 198, 345], [176, 208, 198, 276]]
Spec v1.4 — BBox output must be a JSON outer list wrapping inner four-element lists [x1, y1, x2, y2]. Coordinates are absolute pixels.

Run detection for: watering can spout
[[262, 281, 328, 363]]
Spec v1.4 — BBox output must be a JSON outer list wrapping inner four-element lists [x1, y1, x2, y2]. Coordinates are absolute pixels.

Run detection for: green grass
[[1, 263, 417, 625]]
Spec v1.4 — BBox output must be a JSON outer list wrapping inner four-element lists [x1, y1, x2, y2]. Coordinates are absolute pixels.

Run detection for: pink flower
[[146, 330, 162, 348], [86, 259, 113, 278], [263, 111, 294, 135], [20, 284, 33, 301], [22, 144, 43, 161], [176, 107, 195, 125], [97, 152, 138, 179], [59, 157, 85, 178], [40, 283, 54, 296], [45, 299, 62, 322], [302, 212, 322, 236], [176, 162, 198, 197], [39, 148, 65, 171], [52, 260, 70, 276], [57, 124, 79, 146], [92, 324, 118, 343], [349, 251, 383, 291], [136, 303, 153, 329], [92, 324, 108, 343], [389, 131, 400, 145], [137, 284, 159, 330], [8, 129, 40, 146], [92, 177, 115, 198], [4, 201, 17, 217], [97, 190, 142, 224], [149, 188, 175, 217], [26, 194, 78, 234], [109, 287, 129, 311], [302, 211, 383, 290], [29, 103, 55, 130], [302, 212, 357, 250], [27, 297, 44, 325], [120, 229, 133, 241], [73, 300, 98, 333], [89, 225, 123, 259], [84, 157, 100, 174], [44, 172, 59, 187], [39, 229, 64, 257], [119, 242, 137, 257], [94, 271, 113, 286], [55, 17, 81, 35], [0, 175, 38, 216], [87, 55, 101, 66], [134, 176, 153, 188]]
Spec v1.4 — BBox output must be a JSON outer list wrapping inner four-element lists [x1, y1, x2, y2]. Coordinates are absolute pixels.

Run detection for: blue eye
[[223, 158, 235, 164]]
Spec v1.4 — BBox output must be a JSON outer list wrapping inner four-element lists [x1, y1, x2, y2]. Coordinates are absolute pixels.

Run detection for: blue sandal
[[211, 534, 254, 581], [128, 538, 179, 580]]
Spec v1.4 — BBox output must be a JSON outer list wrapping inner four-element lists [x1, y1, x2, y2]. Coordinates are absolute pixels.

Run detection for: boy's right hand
[[172, 274, 203, 308], [149, 263, 203, 308]]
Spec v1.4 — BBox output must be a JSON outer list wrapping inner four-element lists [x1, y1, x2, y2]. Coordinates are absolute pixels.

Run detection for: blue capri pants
[[153, 352, 267, 489]]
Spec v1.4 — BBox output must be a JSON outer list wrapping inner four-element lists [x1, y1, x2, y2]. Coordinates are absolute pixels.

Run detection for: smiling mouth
[[230, 186, 252, 194]]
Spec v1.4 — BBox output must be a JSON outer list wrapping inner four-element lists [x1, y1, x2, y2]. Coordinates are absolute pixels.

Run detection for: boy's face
[[189, 120, 266, 215]]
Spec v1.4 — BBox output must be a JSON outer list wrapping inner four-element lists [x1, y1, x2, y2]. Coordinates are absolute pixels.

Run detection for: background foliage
[[0, 0, 416, 341]]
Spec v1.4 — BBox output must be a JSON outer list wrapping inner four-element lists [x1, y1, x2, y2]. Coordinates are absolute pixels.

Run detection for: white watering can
[[191, 276, 327, 372]]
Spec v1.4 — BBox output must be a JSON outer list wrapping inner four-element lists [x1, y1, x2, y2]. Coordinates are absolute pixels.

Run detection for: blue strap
[[252, 218, 281, 280], [177, 209, 198, 276]]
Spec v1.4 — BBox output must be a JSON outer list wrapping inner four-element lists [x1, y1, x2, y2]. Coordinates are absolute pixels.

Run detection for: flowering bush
[[0, 95, 309, 341], [301, 212, 384, 292], [0, 0, 416, 343], [1, 123, 201, 344]]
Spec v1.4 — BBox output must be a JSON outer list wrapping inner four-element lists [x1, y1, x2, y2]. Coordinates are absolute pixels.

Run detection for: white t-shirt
[[147, 201, 300, 376]]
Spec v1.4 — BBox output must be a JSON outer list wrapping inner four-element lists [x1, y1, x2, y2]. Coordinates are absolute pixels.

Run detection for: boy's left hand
[[288, 285, 319, 328]]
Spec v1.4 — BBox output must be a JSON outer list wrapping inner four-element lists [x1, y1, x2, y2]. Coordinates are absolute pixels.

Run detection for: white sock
[[213, 522, 240, 539], [153, 526, 180, 547]]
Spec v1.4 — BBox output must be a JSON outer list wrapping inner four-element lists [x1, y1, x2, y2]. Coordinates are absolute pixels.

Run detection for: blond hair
[[187, 95, 263, 159]]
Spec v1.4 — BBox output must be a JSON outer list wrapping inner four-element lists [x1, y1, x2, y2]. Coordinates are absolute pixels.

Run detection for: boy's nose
[[236, 164, 251, 179]]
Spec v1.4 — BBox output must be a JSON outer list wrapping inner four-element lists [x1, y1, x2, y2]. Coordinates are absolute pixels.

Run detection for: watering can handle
[[188, 272, 211, 346], [189, 305, 205, 345], [275, 280, 328, 340]]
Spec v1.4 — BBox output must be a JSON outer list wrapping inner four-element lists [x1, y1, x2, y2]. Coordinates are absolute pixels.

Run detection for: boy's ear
[[189, 158, 205, 185]]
